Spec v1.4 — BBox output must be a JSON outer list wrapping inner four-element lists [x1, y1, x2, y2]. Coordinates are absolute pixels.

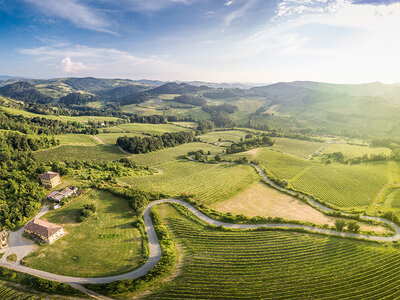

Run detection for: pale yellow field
[[211, 182, 389, 233]]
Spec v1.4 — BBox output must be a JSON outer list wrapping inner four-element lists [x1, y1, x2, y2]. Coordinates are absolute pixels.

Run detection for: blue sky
[[0, 0, 400, 83]]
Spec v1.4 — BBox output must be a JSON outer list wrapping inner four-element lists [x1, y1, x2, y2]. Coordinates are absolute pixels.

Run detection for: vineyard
[[131, 142, 221, 166], [117, 123, 192, 135], [227, 148, 311, 179], [34, 144, 128, 162], [120, 161, 259, 204], [199, 130, 247, 144], [272, 137, 324, 159], [146, 204, 400, 299], [0, 284, 41, 300], [291, 162, 389, 208], [322, 143, 391, 159]]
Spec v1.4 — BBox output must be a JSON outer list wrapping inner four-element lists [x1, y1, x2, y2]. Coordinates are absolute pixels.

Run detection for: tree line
[[226, 136, 274, 154], [117, 131, 196, 154]]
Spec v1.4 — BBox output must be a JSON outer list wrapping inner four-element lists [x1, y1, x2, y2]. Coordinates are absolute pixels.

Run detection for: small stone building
[[39, 171, 61, 189], [24, 219, 65, 244]]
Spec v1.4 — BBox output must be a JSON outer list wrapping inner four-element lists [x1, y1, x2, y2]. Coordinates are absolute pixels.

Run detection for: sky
[[0, 0, 400, 83]]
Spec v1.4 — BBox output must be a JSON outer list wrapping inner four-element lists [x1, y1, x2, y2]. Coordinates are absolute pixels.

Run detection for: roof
[[59, 187, 74, 196], [25, 219, 62, 239], [47, 191, 59, 198], [39, 171, 60, 180]]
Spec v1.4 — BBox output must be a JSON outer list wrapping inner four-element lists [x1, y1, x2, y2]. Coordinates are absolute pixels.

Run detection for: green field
[[322, 143, 391, 159], [96, 132, 146, 145], [35, 144, 128, 162], [291, 162, 389, 208], [1, 106, 122, 124], [57, 134, 100, 146], [131, 142, 222, 166], [227, 148, 311, 179], [119, 160, 259, 204], [199, 130, 247, 144], [117, 123, 192, 135], [272, 137, 324, 159], [24, 190, 143, 277], [143, 203, 400, 299]]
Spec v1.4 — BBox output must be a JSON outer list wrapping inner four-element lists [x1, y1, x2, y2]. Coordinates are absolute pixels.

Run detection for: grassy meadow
[[199, 130, 248, 144], [24, 190, 143, 277], [322, 143, 391, 159]]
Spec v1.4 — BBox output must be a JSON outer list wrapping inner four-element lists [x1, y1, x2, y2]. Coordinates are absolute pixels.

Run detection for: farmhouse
[[24, 219, 65, 244], [47, 186, 78, 202], [39, 171, 61, 189]]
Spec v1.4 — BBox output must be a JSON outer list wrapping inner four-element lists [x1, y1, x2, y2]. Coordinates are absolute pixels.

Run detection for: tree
[[334, 219, 346, 231], [215, 154, 221, 162], [347, 221, 360, 233]]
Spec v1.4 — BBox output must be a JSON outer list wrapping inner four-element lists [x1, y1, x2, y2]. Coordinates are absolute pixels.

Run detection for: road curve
[[0, 164, 400, 285]]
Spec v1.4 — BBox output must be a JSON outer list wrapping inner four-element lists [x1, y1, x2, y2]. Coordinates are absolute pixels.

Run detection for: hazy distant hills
[[2, 76, 400, 137]]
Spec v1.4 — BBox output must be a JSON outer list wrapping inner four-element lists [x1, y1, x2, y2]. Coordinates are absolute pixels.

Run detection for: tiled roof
[[39, 171, 59, 180], [25, 219, 62, 239]]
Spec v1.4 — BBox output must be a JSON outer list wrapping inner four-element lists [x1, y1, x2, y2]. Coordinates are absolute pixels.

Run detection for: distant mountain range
[[2, 76, 400, 137]]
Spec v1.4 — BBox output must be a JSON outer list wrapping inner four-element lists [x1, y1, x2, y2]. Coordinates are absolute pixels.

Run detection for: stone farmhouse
[[24, 219, 65, 244], [39, 171, 61, 189]]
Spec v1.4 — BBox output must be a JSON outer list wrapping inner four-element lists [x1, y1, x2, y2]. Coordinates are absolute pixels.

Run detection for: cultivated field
[[95, 132, 147, 145], [24, 190, 143, 277], [117, 123, 192, 135], [272, 137, 324, 159], [227, 148, 311, 179], [211, 182, 390, 233], [0, 284, 42, 300], [322, 143, 391, 158], [144, 204, 400, 299], [199, 130, 248, 144], [291, 162, 389, 208], [119, 160, 259, 204], [34, 144, 128, 162], [57, 134, 100, 146], [131, 142, 222, 166]]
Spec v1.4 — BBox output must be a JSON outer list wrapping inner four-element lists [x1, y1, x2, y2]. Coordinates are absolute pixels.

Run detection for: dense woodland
[[117, 131, 196, 154]]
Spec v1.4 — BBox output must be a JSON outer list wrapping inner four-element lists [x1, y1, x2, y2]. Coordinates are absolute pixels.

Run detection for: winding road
[[0, 162, 400, 287]]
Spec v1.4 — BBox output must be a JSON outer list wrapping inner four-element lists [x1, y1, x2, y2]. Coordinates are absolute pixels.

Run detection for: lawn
[[35, 144, 128, 162], [226, 147, 311, 179], [143, 203, 400, 299], [198, 130, 248, 144], [322, 143, 391, 159], [291, 162, 389, 208], [272, 137, 324, 159], [131, 142, 222, 166], [24, 190, 143, 277], [211, 181, 389, 233], [118, 160, 259, 204]]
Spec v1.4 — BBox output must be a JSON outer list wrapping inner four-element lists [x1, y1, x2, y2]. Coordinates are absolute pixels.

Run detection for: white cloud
[[24, 0, 114, 34], [61, 57, 87, 73], [19, 42, 191, 80], [224, 0, 258, 26], [225, 1, 234, 6], [98, 0, 197, 13]]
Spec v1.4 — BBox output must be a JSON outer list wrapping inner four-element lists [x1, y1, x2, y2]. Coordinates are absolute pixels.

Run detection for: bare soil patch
[[211, 182, 390, 234]]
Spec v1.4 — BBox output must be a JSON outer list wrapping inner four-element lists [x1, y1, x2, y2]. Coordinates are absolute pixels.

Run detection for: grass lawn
[[35, 144, 128, 162], [272, 137, 324, 159], [322, 143, 391, 159], [131, 142, 222, 166], [291, 162, 389, 208], [24, 190, 143, 277], [119, 160, 259, 204], [211, 181, 389, 233]]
